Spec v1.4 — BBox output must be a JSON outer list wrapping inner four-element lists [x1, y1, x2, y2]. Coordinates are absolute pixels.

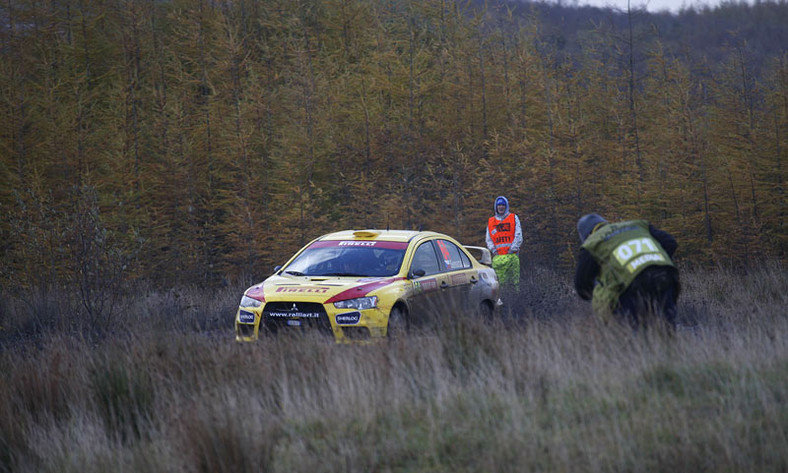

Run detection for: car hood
[[248, 274, 405, 304]]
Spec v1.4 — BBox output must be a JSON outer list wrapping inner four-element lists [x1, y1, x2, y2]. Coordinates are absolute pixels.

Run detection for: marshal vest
[[488, 213, 517, 255], [581, 220, 675, 312]]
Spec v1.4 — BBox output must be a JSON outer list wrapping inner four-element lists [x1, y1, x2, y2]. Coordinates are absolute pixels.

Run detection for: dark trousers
[[617, 266, 680, 330]]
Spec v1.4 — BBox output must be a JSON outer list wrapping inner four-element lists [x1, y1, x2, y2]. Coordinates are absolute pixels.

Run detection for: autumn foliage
[[1, 0, 786, 290]]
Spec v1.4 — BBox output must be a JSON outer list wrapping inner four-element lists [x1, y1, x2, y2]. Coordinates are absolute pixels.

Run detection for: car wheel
[[387, 306, 408, 338], [478, 301, 494, 321]]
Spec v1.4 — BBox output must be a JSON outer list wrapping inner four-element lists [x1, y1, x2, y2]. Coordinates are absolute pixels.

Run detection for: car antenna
[[386, 215, 390, 232]]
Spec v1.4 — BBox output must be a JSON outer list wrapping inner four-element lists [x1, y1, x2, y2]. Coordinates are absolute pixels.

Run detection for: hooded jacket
[[574, 220, 678, 314], [486, 196, 523, 256]]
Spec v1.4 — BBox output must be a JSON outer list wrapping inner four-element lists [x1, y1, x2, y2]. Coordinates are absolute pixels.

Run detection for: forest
[[2, 3, 787, 471], [1, 0, 787, 292]]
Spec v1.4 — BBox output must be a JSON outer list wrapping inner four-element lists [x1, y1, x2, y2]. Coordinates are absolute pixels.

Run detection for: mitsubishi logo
[[290, 303, 298, 311]]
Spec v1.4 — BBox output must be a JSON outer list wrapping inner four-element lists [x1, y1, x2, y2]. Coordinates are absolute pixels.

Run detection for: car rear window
[[436, 240, 471, 270]]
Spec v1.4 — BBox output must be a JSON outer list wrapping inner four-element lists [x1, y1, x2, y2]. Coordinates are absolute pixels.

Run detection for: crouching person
[[574, 213, 681, 331]]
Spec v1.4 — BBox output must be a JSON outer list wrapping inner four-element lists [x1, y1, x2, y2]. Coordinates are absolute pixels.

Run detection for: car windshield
[[283, 240, 407, 277]]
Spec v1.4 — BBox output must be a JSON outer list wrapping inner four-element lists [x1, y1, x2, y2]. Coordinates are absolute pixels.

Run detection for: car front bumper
[[235, 302, 391, 343]]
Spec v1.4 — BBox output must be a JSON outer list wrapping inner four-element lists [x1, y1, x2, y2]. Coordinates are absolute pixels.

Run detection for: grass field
[[1, 263, 786, 473]]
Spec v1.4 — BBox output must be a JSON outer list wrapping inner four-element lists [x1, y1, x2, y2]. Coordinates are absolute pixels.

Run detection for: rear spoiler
[[463, 246, 492, 266]]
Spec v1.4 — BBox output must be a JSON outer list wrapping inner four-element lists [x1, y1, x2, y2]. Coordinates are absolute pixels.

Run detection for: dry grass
[[1, 264, 786, 473]]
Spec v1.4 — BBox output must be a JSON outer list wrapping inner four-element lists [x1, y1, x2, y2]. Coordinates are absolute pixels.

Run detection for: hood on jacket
[[577, 213, 608, 242], [494, 196, 510, 217]]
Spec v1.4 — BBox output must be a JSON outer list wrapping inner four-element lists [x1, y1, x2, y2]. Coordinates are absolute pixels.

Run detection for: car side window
[[458, 246, 471, 268], [436, 240, 471, 270], [411, 242, 441, 276]]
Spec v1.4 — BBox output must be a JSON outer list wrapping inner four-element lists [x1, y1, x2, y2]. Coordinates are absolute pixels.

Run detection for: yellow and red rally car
[[235, 229, 500, 343]]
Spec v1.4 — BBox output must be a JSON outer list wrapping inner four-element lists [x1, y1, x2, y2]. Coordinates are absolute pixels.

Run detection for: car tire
[[387, 306, 408, 338], [478, 301, 494, 321]]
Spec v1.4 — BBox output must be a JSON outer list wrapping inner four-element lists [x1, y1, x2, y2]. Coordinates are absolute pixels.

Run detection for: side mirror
[[410, 268, 426, 279], [274, 265, 282, 274]]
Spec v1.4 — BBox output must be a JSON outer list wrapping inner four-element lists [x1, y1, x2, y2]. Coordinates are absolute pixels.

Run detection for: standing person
[[486, 196, 523, 290], [574, 213, 681, 330]]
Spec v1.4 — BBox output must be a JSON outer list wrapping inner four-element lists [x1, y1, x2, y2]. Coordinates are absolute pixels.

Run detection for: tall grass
[[1, 264, 786, 472]]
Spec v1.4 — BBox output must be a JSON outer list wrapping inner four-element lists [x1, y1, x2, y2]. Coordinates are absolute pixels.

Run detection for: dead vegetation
[[1, 263, 786, 473]]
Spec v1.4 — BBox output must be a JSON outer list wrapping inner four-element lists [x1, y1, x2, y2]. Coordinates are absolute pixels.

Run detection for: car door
[[435, 239, 477, 309], [407, 240, 450, 324]]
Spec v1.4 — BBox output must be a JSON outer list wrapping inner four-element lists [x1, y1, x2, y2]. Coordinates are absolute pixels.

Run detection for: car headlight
[[333, 296, 378, 310], [240, 295, 263, 308]]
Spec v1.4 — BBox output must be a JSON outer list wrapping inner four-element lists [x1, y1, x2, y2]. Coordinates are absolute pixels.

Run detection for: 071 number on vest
[[613, 237, 664, 273]]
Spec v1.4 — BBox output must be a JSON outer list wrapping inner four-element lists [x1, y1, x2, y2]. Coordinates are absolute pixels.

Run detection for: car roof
[[317, 229, 445, 243]]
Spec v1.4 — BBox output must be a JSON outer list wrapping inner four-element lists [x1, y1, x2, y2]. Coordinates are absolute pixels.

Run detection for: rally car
[[235, 229, 500, 343]]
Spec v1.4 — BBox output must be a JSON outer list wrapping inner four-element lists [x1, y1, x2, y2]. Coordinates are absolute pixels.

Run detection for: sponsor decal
[[421, 279, 438, 292], [451, 273, 468, 285], [335, 311, 361, 325], [275, 286, 330, 294], [309, 240, 408, 250], [338, 241, 377, 246], [268, 311, 321, 318], [412, 279, 437, 294], [238, 310, 255, 323]]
